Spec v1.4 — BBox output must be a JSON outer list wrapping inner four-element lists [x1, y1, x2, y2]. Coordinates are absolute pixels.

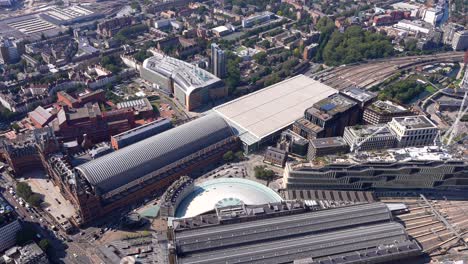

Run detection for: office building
[[264, 146, 288, 167], [141, 54, 225, 111], [170, 202, 421, 264], [293, 94, 359, 139], [210, 43, 226, 78], [277, 130, 309, 157], [388, 115, 438, 148], [343, 125, 397, 152], [451, 30, 468, 51], [284, 147, 468, 192], [340, 87, 377, 107], [0, 219, 21, 252], [442, 23, 464, 45], [308, 137, 349, 159], [363, 100, 413, 125], [47, 114, 238, 224], [214, 75, 337, 153]]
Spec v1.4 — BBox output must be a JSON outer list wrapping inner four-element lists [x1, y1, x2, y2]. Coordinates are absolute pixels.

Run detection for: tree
[[226, 59, 241, 91], [253, 52, 267, 65], [234, 151, 244, 161], [39, 239, 51, 252], [321, 25, 394, 66], [223, 151, 234, 162], [26, 193, 42, 207], [130, 1, 141, 11], [16, 226, 36, 246], [16, 182, 32, 200], [10, 123, 20, 132], [254, 165, 275, 183]]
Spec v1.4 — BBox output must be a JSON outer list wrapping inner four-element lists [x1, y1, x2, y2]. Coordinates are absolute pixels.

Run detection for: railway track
[[393, 197, 468, 256], [313, 52, 465, 90]]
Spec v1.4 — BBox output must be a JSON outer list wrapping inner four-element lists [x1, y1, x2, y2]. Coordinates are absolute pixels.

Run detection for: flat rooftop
[[214, 75, 337, 142], [392, 115, 437, 130], [368, 100, 409, 114], [340, 87, 376, 104], [311, 137, 348, 148], [308, 94, 357, 121], [43, 6, 94, 22], [346, 124, 394, 138]]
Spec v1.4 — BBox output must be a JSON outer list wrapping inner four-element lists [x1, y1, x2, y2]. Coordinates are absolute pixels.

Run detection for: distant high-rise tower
[[211, 43, 226, 78]]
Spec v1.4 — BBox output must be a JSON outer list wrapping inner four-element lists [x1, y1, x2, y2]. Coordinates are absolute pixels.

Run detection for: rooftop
[[311, 137, 348, 148], [214, 75, 337, 142], [76, 114, 234, 195], [29, 106, 52, 126], [346, 124, 394, 138], [143, 54, 221, 95], [111, 118, 172, 144], [340, 87, 376, 104], [116, 98, 153, 112], [391, 115, 437, 130], [368, 100, 409, 114], [41, 5, 95, 23], [175, 178, 283, 218], [307, 94, 357, 121]]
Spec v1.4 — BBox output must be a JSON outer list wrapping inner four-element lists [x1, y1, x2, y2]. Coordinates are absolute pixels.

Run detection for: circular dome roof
[[175, 178, 283, 218]]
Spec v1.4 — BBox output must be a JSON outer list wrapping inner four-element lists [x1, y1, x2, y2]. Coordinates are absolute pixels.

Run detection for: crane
[[350, 125, 389, 154]]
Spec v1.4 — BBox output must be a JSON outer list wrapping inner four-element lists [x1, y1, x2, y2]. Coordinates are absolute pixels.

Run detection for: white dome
[[175, 178, 282, 218]]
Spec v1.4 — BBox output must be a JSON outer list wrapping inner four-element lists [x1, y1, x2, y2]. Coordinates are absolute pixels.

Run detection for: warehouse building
[[47, 114, 238, 223], [141, 54, 225, 111], [214, 75, 337, 153], [171, 202, 421, 264]]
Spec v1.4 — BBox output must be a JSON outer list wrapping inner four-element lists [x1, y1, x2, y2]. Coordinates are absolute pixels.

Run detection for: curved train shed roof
[[76, 114, 234, 194]]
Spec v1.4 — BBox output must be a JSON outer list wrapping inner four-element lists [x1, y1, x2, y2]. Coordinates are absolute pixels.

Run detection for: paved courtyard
[[23, 170, 76, 221]]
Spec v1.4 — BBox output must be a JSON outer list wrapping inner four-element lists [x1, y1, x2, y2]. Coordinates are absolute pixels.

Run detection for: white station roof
[[175, 178, 283, 218], [214, 75, 337, 143]]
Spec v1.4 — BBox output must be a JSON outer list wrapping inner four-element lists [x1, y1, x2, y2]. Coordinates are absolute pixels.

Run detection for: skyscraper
[[0, 37, 22, 64], [211, 43, 226, 78]]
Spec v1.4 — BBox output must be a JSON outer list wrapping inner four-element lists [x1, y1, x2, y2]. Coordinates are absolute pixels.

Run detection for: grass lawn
[[425, 85, 437, 94]]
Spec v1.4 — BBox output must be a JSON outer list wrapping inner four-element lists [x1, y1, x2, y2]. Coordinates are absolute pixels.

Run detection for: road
[[312, 52, 465, 90], [0, 172, 102, 263]]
